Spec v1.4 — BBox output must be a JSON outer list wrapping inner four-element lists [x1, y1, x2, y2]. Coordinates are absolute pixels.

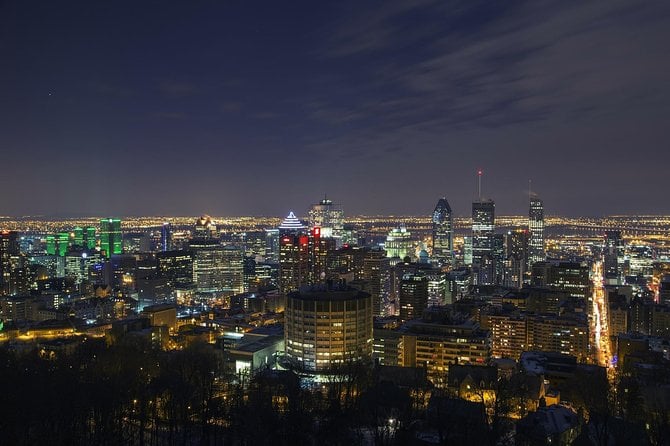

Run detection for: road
[[591, 261, 612, 368]]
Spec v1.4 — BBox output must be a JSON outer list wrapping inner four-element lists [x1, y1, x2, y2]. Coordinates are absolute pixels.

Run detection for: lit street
[[591, 261, 611, 368]]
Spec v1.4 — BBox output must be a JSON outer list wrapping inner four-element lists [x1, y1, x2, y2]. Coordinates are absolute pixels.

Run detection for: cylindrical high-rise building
[[285, 286, 373, 372]]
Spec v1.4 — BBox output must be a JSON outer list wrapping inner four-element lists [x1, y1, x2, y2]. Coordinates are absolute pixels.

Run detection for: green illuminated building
[[46, 235, 56, 255], [74, 227, 84, 247], [100, 218, 123, 257], [73, 226, 96, 250], [85, 227, 96, 250], [57, 232, 69, 256]]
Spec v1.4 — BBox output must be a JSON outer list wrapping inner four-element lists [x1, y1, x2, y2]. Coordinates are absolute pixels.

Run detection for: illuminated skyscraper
[[399, 273, 428, 322], [100, 218, 122, 257], [72, 226, 96, 250], [190, 237, 225, 293], [84, 227, 96, 250], [308, 197, 344, 245], [190, 216, 225, 293], [221, 245, 245, 295], [385, 226, 413, 260], [156, 250, 194, 287], [309, 227, 336, 285], [278, 211, 304, 233], [73, 227, 84, 248], [431, 197, 453, 267], [528, 196, 545, 266], [264, 228, 280, 262], [64, 249, 101, 285], [503, 229, 529, 288], [531, 260, 591, 301], [472, 200, 495, 284], [603, 230, 624, 285], [362, 250, 391, 317], [194, 215, 217, 239], [284, 286, 373, 372], [278, 211, 309, 294], [47, 231, 70, 256], [161, 222, 172, 252], [0, 230, 19, 295]]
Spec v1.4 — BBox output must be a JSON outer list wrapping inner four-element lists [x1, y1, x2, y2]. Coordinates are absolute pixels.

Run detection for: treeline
[[1, 339, 669, 446], [0, 339, 419, 446]]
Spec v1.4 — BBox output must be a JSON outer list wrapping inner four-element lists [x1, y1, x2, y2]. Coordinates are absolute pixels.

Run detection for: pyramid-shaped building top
[[279, 211, 305, 230]]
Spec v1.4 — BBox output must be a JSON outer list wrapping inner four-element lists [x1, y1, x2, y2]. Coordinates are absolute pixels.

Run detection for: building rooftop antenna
[[477, 169, 483, 201]]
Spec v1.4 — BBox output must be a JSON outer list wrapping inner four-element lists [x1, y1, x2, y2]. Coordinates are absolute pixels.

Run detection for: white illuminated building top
[[279, 211, 305, 230]]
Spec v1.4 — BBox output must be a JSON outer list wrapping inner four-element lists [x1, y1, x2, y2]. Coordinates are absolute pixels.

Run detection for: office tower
[[493, 233, 505, 284], [46, 235, 57, 256], [394, 261, 447, 308], [100, 218, 123, 257], [385, 226, 413, 260], [503, 229, 529, 288], [72, 227, 95, 249], [194, 215, 217, 239], [531, 260, 591, 301], [243, 256, 256, 291], [603, 230, 624, 285], [446, 267, 472, 304], [528, 196, 545, 267], [188, 219, 227, 295], [278, 211, 309, 294], [399, 273, 428, 321], [463, 236, 473, 266], [46, 232, 69, 256], [0, 230, 19, 295], [264, 228, 280, 262], [240, 231, 265, 260], [284, 286, 373, 372], [431, 197, 453, 267], [472, 200, 495, 284], [73, 227, 84, 248], [309, 227, 336, 285], [124, 232, 151, 253], [64, 249, 101, 285], [362, 250, 391, 316], [308, 197, 344, 245], [190, 237, 225, 294], [221, 245, 245, 295], [85, 227, 96, 250], [279, 233, 310, 294], [161, 222, 172, 252], [157, 250, 194, 287], [104, 254, 137, 290]]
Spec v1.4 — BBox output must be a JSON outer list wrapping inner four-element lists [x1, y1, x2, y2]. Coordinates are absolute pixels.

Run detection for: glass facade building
[[100, 218, 122, 257]]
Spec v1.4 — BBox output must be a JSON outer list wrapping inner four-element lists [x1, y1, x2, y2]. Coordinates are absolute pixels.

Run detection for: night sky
[[1, 1, 669, 217]]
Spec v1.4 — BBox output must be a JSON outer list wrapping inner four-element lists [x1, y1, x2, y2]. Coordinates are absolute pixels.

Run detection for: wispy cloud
[[307, 0, 670, 158], [151, 111, 188, 120], [88, 81, 134, 98], [157, 80, 199, 97]]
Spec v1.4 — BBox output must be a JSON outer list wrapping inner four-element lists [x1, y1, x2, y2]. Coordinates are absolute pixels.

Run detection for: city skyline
[[2, 1, 670, 217], [3, 2, 670, 444]]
